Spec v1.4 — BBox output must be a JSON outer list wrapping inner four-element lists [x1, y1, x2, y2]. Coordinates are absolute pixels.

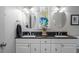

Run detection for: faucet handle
[[0, 42, 7, 48]]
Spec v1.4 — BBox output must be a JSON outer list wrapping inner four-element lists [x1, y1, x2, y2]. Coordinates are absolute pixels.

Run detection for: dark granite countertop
[[16, 35, 78, 39]]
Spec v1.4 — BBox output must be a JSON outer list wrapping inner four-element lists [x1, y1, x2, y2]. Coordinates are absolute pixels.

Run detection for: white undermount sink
[[22, 35, 36, 38], [54, 35, 68, 37]]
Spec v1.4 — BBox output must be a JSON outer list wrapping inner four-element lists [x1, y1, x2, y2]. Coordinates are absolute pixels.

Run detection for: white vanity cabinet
[[16, 39, 77, 53]]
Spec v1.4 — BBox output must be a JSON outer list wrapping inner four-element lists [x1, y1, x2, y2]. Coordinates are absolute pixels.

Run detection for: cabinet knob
[[28, 44, 30, 47], [44, 41, 47, 43], [55, 48, 57, 52], [34, 48, 37, 51], [45, 48, 47, 51]]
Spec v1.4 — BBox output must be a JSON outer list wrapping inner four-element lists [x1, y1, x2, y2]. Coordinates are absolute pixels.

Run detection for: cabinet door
[[16, 39, 29, 44], [16, 44, 30, 53], [62, 44, 76, 53], [41, 44, 50, 53], [31, 44, 40, 53], [51, 44, 61, 53]]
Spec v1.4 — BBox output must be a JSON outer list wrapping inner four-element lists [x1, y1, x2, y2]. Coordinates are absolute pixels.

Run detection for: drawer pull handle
[[45, 48, 47, 51], [44, 41, 47, 43], [28, 44, 30, 47], [34, 48, 37, 51], [55, 48, 57, 52]]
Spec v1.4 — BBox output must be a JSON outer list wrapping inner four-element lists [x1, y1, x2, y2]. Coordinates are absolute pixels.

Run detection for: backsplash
[[23, 31, 68, 36]]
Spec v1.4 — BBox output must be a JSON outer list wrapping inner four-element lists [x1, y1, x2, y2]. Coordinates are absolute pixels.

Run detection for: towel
[[16, 24, 22, 38]]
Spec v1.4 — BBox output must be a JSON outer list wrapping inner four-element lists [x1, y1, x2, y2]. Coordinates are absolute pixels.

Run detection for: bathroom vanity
[[16, 35, 78, 53], [15, 6, 79, 53]]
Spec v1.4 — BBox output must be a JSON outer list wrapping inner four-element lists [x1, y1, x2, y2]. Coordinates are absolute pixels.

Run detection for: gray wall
[[0, 7, 5, 53], [66, 6, 79, 36], [49, 6, 79, 36]]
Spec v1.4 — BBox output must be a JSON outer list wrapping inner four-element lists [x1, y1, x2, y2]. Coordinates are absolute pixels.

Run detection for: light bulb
[[23, 8, 29, 14], [54, 7, 59, 11], [51, 7, 59, 15], [59, 8, 66, 13]]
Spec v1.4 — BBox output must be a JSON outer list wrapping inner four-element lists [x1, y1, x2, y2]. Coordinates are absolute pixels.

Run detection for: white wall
[[4, 7, 26, 53], [4, 7, 16, 53], [4, 6, 30, 53]]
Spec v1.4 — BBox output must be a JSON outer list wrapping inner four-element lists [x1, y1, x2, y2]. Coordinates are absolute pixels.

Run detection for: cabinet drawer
[[51, 39, 76, 44], [16, 39, 29, 44], [62, 47, 76, 53], [30, 39, 40, 44], [61, 44, 76, 53], [16, 44, 31, 47], [61, 39, 76, 44], [16, 44, 30, 53], [41, 39, 51, 44], [61, 44, 76, 47]]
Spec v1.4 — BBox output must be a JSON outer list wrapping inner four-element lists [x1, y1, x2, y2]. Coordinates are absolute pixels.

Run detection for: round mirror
[[53, 12, 66, 28]]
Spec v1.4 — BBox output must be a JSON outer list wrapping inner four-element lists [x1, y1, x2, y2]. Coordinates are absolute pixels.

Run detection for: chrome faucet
[[56, 32, 62, 36], [28, 32, 31, 36], [30, 32, 31, 35]]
